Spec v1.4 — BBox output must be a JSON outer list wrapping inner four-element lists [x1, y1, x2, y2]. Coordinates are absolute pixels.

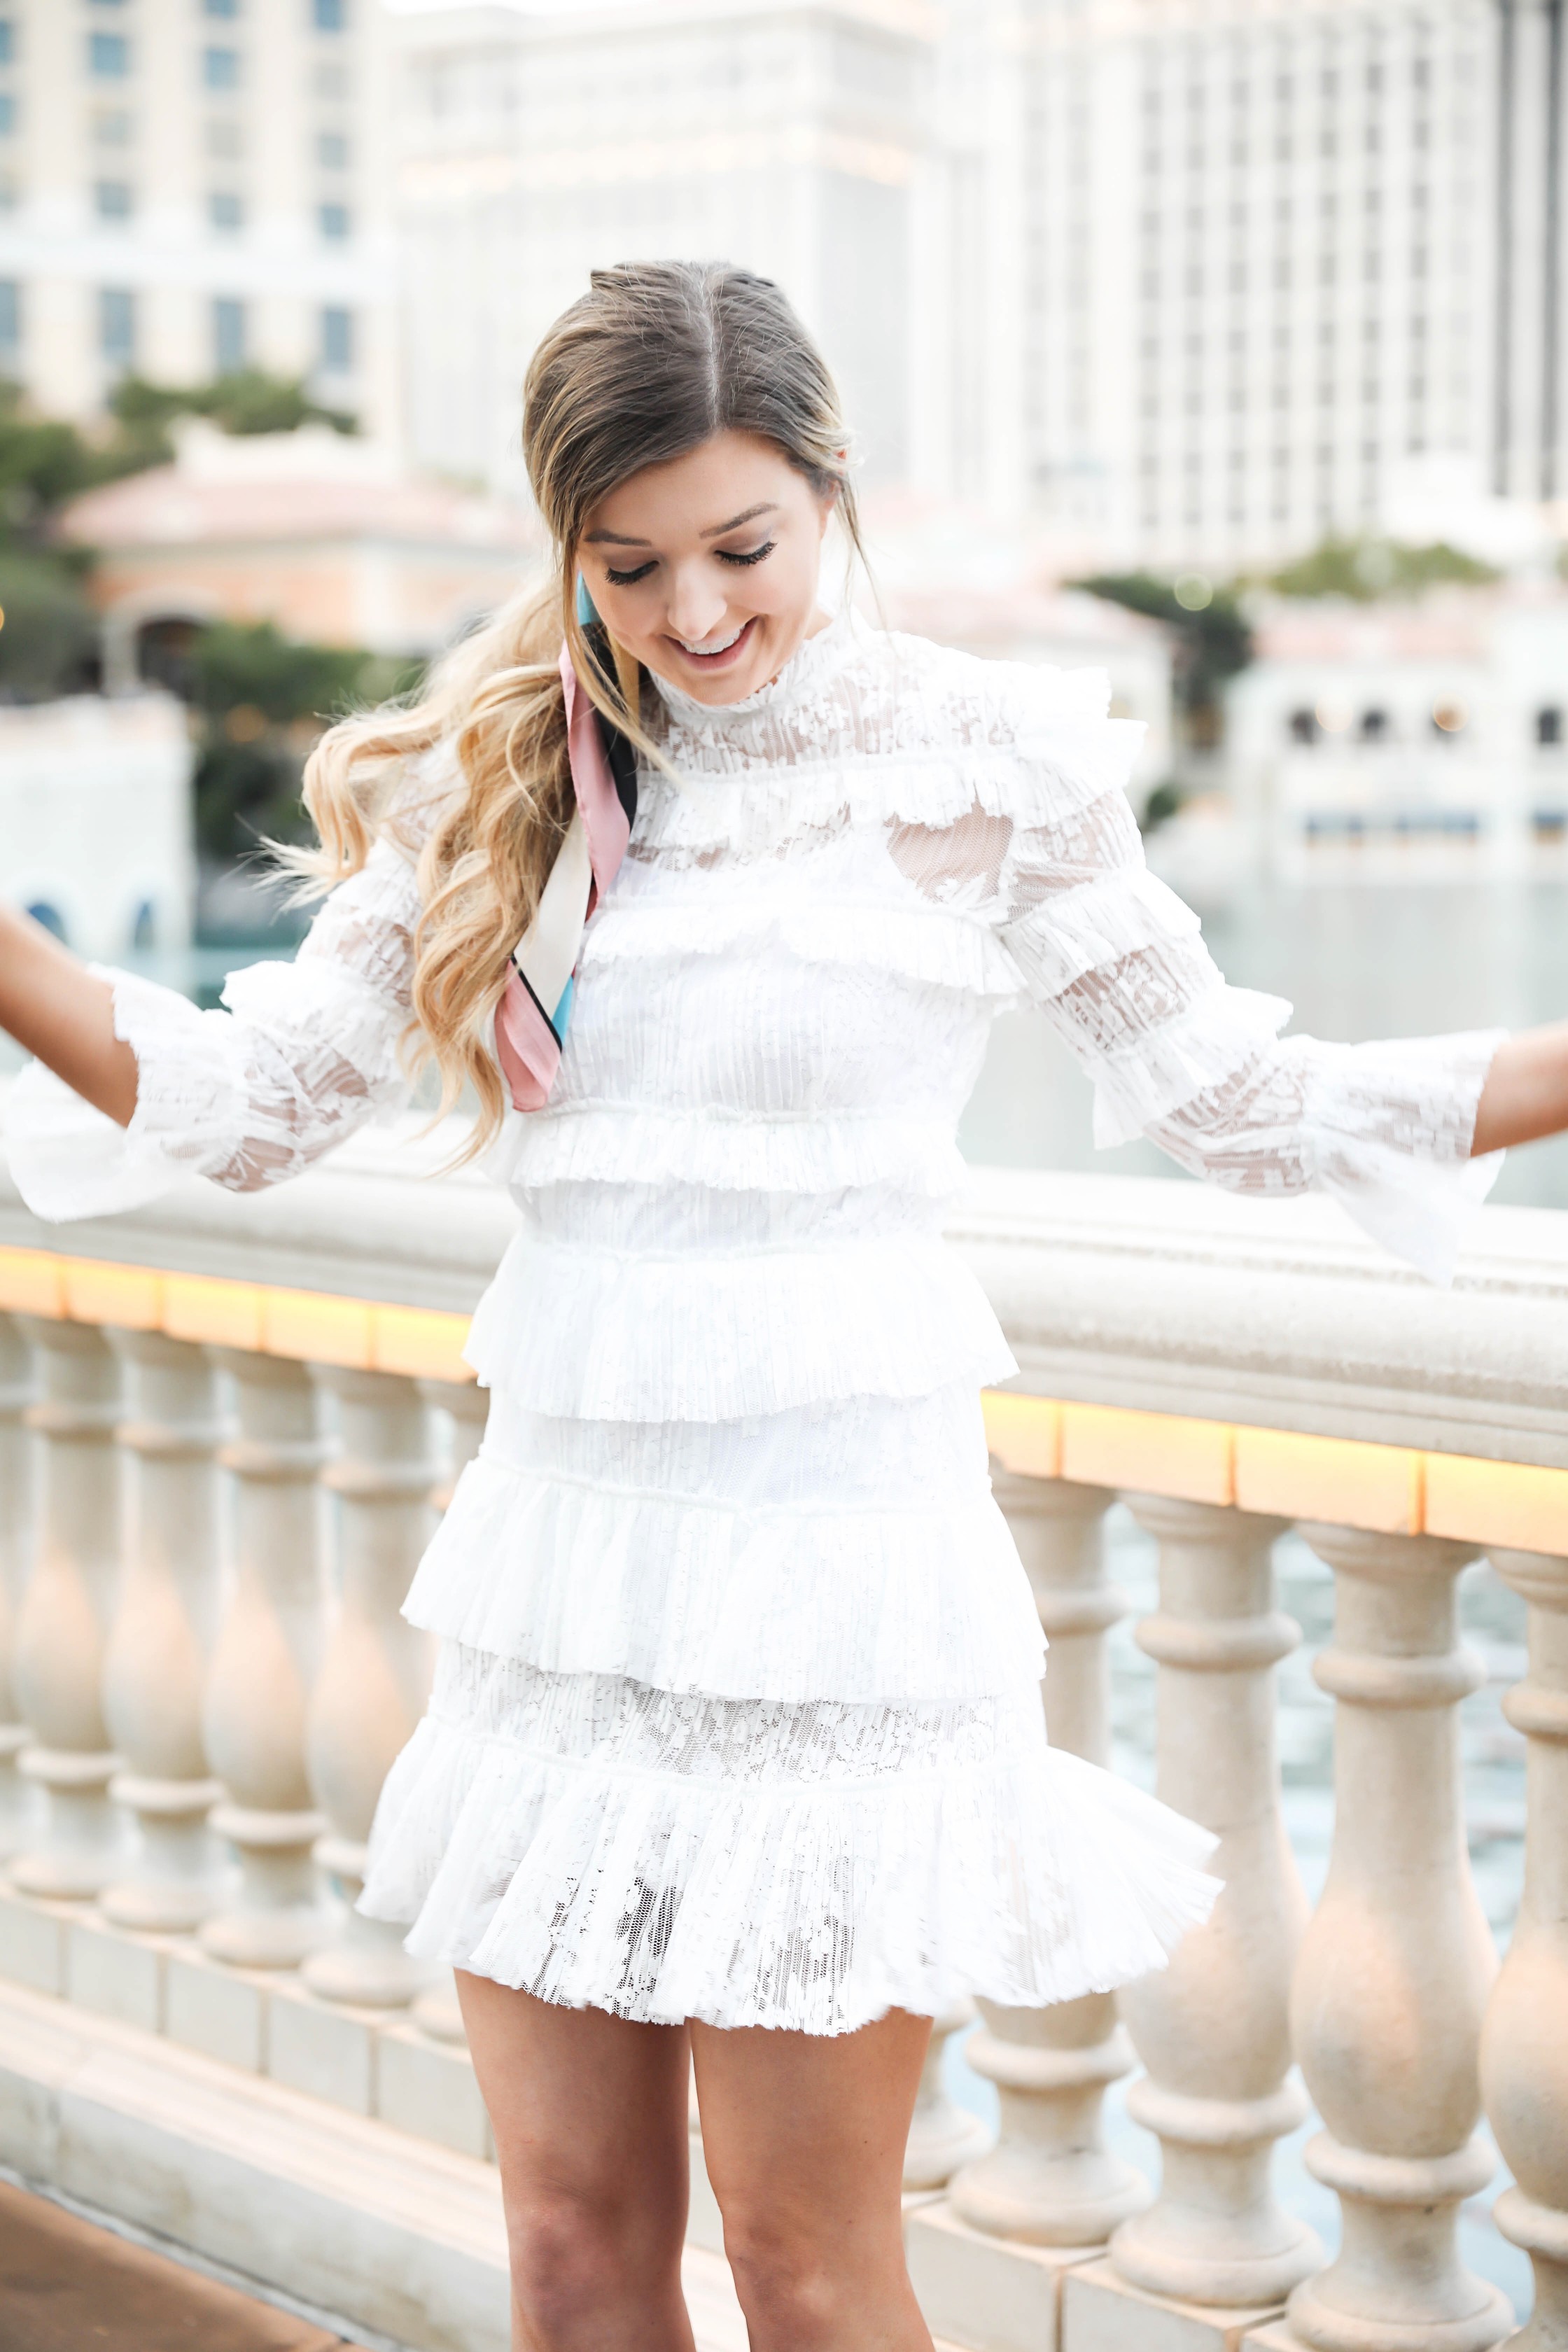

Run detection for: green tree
[[106, 369, 356, 472], [1265, 536, 1499, 601], [0, 549, 101, 697], [187, 620, 423, 862], [1072, 571, 1254, 746]]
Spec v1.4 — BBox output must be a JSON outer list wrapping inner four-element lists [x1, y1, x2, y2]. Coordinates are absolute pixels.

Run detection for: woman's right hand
[[0, 906, 138, 1127]]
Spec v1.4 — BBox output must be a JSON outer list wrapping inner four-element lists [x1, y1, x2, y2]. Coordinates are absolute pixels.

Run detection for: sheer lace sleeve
[[891, 676, 1504, 1285], [6, 832, 426, 1223], [1001, 774, 1502, 1283]]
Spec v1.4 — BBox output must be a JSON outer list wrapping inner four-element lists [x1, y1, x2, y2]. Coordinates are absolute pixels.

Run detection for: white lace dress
[[6, 614, 1504, 2034]]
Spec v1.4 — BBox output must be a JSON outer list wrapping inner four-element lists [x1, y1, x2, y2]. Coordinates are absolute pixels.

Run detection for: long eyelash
[[605, 560, 657, 587], [717, 540, 776, 568]]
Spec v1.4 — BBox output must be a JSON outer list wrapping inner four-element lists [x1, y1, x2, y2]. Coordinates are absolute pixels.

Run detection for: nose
[[664, 563, 729, 648]]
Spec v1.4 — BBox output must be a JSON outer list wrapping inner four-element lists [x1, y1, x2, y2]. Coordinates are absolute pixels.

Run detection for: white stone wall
[[0, 690, 195, 958]]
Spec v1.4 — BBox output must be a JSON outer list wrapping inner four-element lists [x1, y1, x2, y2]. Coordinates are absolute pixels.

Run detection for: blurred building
[[996, 0, 1567, 575], [389, 0, 927, 492], [0, 0, 398, 435], [0, 690, 195, 954], [1224, 584, 1568, 879], [57, 416, 540, 689], [388, 0, 1564, 578]]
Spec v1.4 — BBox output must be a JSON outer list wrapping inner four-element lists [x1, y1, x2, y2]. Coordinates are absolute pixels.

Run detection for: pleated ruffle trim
[[402, 1453, 1044, 1704], [582, 892, 1024, 1005], [465, 1230, 1018, 1421], [497, 1105, 969, 1203], [358, 1649, 1222, 2036]]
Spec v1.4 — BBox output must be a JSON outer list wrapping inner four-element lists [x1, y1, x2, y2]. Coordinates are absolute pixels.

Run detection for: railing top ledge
[[4, 1090, 1568, 1469], [0, 1101, 519, 1316], [953, 1166, 1568, 1468]]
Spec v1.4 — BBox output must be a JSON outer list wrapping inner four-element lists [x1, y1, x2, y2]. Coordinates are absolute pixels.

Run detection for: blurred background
[[0, 0, 1565, 1211]]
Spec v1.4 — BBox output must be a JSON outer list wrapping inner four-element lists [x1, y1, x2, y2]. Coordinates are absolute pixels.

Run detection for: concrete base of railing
[[0, 1883, 1281, 2352], [0, 1969, 754, 2352]]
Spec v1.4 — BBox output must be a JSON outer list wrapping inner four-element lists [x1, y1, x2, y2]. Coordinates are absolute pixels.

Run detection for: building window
[[206, 117, 242, 159], [1538, 707, 1564, 747], [319, 303, 353, 372], [212, 295, 246, 372], [0, 279, 21, 365], [208, 189, 244, 230], [202, 46, 240, 91], [93, 106, 134, 146], [89, 31, 130, 77], [94, 178, 134, 220], [316, 129, 348, 167], [0, 23, 13, 66], [204, 0, 240, 14], [317, 200, 349, 240], [314, 0, 347, 29], [0, 93, 15, 137], [99, 284, 136, 368]]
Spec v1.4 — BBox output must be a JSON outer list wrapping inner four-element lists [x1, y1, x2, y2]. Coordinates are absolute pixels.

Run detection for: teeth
[[679, 624, 744, 656]]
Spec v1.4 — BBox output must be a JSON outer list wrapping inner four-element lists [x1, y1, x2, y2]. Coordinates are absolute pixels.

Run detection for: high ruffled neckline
[[648, 606, 858, 734]]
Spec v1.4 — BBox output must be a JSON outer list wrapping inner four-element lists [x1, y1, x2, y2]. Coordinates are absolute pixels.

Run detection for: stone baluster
[[410, 1376, 488, 2047], [100, 1331, 228, 1932], [906, 2001, 991, 2190], [303, 1365, 437, 2008], [0, 1312, 36, 1859], [201, 1351, 331, 1968], [9, 1317, 125, 1899], [948, 1474, 1148, 2242], [1110, 1496, 1322, 2306], [1480, 1547, 1568, 2350], [1288, 1525, 1511, 2352]]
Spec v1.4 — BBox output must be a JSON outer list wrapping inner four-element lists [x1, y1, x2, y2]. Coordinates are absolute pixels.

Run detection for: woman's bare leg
[[457, 1972, 695, 2352], [691, 2007, 934, 2352]]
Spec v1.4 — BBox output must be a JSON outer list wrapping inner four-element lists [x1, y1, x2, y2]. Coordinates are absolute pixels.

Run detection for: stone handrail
[[0, 1107, 1562, 2352]]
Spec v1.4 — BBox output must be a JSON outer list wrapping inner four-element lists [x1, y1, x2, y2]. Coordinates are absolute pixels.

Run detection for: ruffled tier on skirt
[[358, 1643, 1222, 2037]]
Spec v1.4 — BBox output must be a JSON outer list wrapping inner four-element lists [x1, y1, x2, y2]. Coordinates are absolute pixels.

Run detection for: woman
[[2, 262, 1565, 2352]]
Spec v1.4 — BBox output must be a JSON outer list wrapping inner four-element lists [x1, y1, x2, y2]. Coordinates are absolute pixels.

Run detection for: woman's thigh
[[690, 2007, 933, 2349], [456, 1972, 693, 2299]]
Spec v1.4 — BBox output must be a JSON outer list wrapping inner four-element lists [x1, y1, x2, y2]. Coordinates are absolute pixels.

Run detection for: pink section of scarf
[[493, 647, 632, 1114]]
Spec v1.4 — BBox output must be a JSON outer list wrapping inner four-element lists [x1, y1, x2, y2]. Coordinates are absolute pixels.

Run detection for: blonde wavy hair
[[296, 260, 867, 1155]]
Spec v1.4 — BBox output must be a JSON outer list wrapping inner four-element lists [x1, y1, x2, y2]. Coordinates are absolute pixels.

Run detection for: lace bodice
[[7, 610, 1500, 1282]]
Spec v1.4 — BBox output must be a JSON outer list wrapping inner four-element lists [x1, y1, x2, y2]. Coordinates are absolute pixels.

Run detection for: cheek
[[748, 542, 820, 618]]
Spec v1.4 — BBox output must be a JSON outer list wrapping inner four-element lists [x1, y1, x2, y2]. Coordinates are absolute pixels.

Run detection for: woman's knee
[[721, 2211, 847, 2346], [503, 2180, 683, 2341]]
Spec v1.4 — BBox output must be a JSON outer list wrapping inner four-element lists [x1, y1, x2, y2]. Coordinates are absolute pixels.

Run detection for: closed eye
[[717, 540, 776, 568], [604, 559, 657, 587]]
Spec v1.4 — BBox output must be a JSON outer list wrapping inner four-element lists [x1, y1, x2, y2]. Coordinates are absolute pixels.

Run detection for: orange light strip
[[1, 1245, 1564, 1553], [0, 1246, 474, 1387]]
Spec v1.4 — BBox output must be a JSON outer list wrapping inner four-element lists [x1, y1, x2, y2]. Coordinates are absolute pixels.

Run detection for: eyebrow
[[581, 501, 780, 548]]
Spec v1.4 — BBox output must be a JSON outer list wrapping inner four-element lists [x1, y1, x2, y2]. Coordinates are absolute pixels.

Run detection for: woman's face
[[579, 428, 835, 706]]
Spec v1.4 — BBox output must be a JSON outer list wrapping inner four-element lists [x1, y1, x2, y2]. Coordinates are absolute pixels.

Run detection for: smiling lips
[[669, 616, 758, 667]]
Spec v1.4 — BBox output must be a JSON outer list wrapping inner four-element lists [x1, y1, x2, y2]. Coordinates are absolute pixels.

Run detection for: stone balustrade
[[0, 1113, 1565, 2352]]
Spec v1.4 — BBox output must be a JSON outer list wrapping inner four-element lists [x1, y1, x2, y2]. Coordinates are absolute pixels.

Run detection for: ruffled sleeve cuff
[[4, 966, 249, 1222], [1301, 1028, 1507, 1287]]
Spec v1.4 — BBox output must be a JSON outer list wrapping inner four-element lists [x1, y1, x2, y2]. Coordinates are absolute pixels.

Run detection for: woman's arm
[[1472, 1021, 1568, 1156], [1, 834, 427, 1223], [0, 905, 138, 1125]]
